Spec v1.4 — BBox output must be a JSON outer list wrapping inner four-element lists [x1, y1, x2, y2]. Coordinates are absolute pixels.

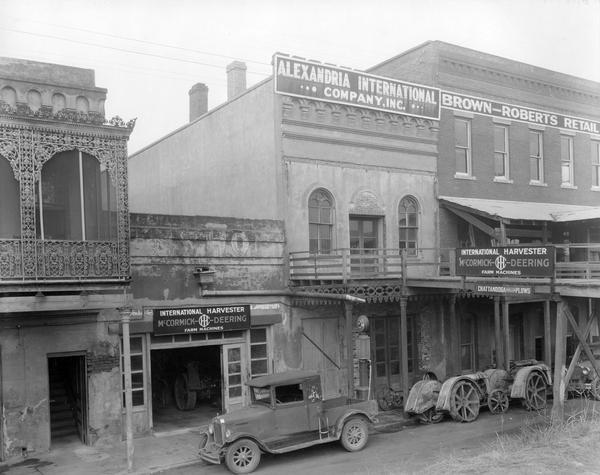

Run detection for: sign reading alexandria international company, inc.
[[456, 246, 555, 278], [274, 54, 440, 120], [153, 305, 251, 335], [441, 91, 600, 134]]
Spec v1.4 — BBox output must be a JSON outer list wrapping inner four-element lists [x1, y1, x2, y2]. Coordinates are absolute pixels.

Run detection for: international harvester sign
[[153, 305, 251, 335], [456, 246, 555, 278], [274, 54, 440, 120]]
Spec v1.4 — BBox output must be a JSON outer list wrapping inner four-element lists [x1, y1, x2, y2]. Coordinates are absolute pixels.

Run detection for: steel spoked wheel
[[487, 389, 509, 414], [523, 372, 547, 411], [174, 373, 197, 410], [590, 377, 600, 401], [450, 381, 480, 422], [340, 417, 369, 452], [417, 407, 444, 424], [225, 439, 261, 474]]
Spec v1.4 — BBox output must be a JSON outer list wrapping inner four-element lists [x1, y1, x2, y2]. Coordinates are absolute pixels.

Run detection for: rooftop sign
[[441, 91, 600, 134], [153, 305, 251, 335], [273, 54, 440, 120], [456, 246, 555, 278]]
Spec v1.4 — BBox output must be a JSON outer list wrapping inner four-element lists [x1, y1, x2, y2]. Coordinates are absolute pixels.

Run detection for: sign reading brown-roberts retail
[[456, 246, 555, 278], [274, 53, 441, 120], [153, 305, 251, 335]]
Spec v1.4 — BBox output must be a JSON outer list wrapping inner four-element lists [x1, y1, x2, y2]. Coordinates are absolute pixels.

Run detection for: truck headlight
[[582, 367, 590, 376], [208, 423, 214, 434]]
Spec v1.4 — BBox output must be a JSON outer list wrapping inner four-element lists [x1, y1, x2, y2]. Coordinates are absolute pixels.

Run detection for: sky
[[1, 0, 599, 154]]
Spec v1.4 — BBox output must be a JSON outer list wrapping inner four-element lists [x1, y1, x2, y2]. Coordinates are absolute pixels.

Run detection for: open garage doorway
[[151, 346, 222, 433]]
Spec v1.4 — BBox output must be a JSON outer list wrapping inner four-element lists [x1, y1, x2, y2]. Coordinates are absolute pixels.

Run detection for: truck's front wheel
[[225, 439, 261, 474], [340, 417, 369, 452]]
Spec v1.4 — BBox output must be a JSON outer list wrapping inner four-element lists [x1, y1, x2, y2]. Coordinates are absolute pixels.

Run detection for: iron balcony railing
[[0, 238, 128, 281], [289, 244, 600, 282]]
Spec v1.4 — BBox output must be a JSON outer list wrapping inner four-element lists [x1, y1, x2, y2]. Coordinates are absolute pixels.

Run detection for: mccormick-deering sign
[[456, 246, 555, 278], [274, 54, 440, 120], [153, 305, 251, 335]]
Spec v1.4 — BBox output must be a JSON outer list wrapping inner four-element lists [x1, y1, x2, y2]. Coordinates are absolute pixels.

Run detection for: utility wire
[[4, 16, 271, 67], [1, 27, 271, 77]]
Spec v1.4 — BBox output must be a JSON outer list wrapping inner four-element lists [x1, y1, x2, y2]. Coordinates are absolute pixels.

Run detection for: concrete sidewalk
[[0, 412, 415, 475]]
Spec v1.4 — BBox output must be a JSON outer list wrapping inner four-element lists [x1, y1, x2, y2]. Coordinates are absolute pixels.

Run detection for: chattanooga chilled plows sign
[[456, 246, 555, 278], [153, 305, 251, 335], [274, 54, 440, 120]]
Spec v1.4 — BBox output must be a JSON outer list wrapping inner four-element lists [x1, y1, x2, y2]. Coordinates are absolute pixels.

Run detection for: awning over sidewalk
[[439, 196, 599, 222]]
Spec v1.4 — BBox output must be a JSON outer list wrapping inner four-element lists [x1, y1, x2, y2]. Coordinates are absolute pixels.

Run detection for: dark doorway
[[151, 346, 221, 433], [48, 354, 87, 445]]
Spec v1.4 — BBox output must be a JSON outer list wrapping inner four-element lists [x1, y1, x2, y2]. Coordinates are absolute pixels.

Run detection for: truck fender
[[435, 375, 483, 413], [226, 433, 273, 455], [334, 410, 375, 438], [510, 365, 552, 399]]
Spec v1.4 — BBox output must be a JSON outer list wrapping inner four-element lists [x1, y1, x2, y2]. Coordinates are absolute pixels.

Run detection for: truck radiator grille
[[214, 421, 224, 445]]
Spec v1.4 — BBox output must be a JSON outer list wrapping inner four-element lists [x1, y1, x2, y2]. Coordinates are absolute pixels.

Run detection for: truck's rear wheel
[[225, 438, 261, 474], [340, 417, 368, 452]]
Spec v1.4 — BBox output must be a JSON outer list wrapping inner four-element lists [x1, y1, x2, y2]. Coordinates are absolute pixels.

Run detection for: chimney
[[188, 83, 208, 122], [226, 61, 247, 100]]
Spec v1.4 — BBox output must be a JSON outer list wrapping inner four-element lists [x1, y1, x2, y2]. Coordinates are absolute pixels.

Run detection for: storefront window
[[250, 328, 269, 377], [121, 335, 146, 407]]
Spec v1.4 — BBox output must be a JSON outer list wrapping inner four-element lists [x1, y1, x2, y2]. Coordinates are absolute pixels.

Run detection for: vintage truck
[[198, 370, 378, 473]]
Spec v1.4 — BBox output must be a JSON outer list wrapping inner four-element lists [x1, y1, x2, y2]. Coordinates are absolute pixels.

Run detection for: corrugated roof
[[439, 196, 599, 222]]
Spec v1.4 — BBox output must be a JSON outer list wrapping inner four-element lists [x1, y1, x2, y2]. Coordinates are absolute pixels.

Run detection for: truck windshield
[[252, 387, 272, 405]]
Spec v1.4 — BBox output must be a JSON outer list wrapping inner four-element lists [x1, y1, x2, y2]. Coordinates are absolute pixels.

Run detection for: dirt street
[[161, 406, 549, 475]]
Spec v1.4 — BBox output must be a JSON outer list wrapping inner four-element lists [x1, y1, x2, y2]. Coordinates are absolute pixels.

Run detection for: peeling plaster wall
[[130, 213, 286, 300], [0, 309, 121, 459]]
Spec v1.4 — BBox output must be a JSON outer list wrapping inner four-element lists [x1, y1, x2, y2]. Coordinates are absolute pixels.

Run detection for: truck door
[[270, 383, 310, 446]]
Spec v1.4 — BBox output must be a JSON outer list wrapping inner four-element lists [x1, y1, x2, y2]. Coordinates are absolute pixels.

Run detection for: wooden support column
[[552, 298, 567, 423], [502, 299, 510, 371], [121, 308, 135, 472], [494, 297, 502, 368], [565, 312, 595, 385], [344, 301, 354, 400], [399, 296, 409, 407], [544, 300, 552, 367], [449, 295, 458, 375]]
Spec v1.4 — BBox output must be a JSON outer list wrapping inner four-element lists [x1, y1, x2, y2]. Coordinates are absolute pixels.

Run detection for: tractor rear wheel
[[174, 373, 197, 410], [449, 380, 480, 422], [522, 372, 547, 411]]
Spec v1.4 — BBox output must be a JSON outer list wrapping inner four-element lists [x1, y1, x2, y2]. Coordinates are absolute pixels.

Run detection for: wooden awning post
[[551, 298, 567, 424], [502, 299, 510, 371], [494, 297, 502, 368], [399, 296, 409, 409], [544, 300, 552, 367]]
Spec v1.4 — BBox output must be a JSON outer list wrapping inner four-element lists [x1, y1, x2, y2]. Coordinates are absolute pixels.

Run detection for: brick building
[[0, 58, 134, 459]]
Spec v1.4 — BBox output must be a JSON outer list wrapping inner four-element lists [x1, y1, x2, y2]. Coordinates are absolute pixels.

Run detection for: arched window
[[0, 156, 20, 238], [308, 188, 334, 254], [398, 196, 418, 256], [36, 150, 117, 241]]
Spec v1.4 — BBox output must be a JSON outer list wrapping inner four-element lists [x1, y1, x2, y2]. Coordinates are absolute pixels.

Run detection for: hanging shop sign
[[274, 54, 440, 120], [456, 246, 555, 278], [441, 91, 600, 134], [467, 283, 534, 295], [153, 305, 251, 335]]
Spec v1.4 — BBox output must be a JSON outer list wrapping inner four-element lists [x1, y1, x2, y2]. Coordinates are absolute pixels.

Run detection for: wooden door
[[349, 217, 380, 276], [302, 318, 342, 399], [222, 344, 246, 412]]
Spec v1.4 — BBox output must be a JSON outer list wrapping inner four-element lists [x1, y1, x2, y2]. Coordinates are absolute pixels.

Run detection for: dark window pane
[[390, 361, 400, 375], [456, 149, 468, 173], [0, 156, 20, 239], [251, 328, 266, 343], [229, 374, 241, 386], [251, 360, 268, 375], [251, 344, 267, 359], [228, 348, 241, 361], [376, 363, 386, 377], [228, 362, 241, 374], [132, 390, 144, 406], [129, 337, 143, 353], [494, 152, 505, 176], [229, 386, 242, 398], [131, 355, 143, 371]]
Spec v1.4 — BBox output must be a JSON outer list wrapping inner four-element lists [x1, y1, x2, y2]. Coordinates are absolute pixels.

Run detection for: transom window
[[592, 141, 600, 188], [308, 188, 334, 254], [493, 125, 509, 179], [529, 130, 544, 183], [560, 135, 574, 186], [455, 118, 472, 176], [35, 149, 117, 240], [0, 156, 20, 239], [398, 196, 418, 256]]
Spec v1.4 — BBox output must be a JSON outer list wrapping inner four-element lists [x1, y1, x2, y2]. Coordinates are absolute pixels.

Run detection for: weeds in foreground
[[423, 400, 600, 475]]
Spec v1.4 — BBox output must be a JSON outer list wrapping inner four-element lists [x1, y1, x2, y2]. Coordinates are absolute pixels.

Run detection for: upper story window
[[560, 135, 574, 187], [308, 188, 334, 254], [0, 156, 20, 239], [35, 150, 117, 241], [454, 118, 472, 176], [398, 196, 418, 256], [493, 125, 510, 180], [592, 141, 600, 189], [529, 130, 544, 184]]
